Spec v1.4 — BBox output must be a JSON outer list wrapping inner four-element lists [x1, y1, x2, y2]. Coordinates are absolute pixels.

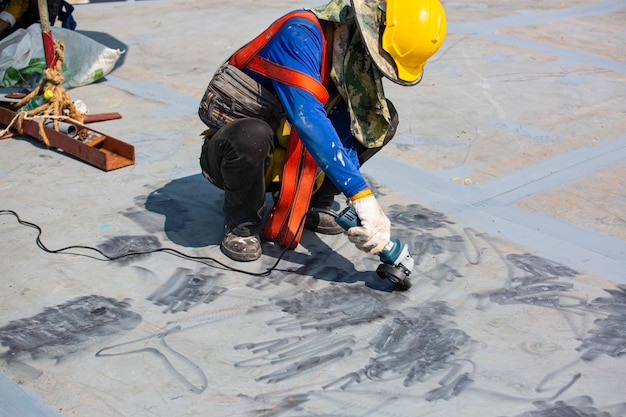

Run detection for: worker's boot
[[221, 223, 262, 262], [305, 187, 343, 235]]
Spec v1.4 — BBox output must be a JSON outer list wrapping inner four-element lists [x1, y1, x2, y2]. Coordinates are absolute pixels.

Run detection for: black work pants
[[199, 101, 398, 234], [200, 118, 275, 235]]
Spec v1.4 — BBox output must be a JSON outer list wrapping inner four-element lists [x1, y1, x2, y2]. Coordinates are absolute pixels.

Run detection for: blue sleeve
[[254, 16, 368, 198]]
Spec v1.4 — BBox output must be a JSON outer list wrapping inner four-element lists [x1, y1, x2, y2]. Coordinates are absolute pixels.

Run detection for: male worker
[[199, 0, 446, 262]]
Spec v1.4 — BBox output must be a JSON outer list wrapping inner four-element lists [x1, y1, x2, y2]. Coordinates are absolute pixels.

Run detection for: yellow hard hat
[[382, 0, 447, 84], [351, 0, 447, 86]]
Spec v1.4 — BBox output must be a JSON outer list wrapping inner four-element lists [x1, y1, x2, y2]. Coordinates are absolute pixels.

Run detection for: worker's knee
[[223, 118, 275, 156]]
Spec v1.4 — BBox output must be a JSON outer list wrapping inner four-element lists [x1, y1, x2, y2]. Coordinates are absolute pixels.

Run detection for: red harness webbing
[[228, 11, 330, 249]]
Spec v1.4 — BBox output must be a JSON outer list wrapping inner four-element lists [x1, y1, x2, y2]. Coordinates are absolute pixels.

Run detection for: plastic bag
[[0, 24, 123, 88]]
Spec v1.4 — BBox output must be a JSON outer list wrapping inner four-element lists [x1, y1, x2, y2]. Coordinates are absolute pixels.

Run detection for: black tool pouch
[[198, 63, 283, 133]]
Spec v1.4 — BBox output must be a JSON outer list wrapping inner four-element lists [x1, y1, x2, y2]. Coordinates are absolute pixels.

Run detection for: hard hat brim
[[350, 0, 422, 86]]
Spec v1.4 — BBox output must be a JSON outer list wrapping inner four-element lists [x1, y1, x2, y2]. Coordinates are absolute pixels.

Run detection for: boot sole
[[221, 243, 262, 262]]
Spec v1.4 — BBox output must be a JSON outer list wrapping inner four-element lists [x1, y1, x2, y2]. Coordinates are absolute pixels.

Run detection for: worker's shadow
[[144, 174, 224, 248], [276, 232, 396, 292], [143, 174, 393, 292]]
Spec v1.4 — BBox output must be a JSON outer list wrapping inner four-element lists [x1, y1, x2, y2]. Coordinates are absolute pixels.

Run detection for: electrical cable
[[0, 208, 339, 277]]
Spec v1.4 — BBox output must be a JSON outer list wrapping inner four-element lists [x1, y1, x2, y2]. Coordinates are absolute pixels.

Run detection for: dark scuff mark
[[0, 295, 142, 362], [238, 393, 310, 417], [326, 302, 474, 400], [233, 286, 389, 384], [240, 284, 474, 400], [387, 204, 486, 287], [387, 203, 455, 230], [98, 235, 162, 265], [234, 331, 355, 384], [508, 254, 579, 279], [515, 396, 626, 417], [475, 253, 582, 310], [578, 285, 626, 361], [147, 267, 227, 314], [267, 285, 391, 331], [411, 233, 466, 266]]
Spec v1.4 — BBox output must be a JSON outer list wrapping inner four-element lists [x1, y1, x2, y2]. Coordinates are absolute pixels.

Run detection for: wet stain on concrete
[[0, 295, 142, 362]]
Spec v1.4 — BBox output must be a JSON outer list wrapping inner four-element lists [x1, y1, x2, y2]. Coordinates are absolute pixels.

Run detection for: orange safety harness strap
[[227, 10, 331, 248], [228, 11, 329, 105], [246, 56, 329, 105]]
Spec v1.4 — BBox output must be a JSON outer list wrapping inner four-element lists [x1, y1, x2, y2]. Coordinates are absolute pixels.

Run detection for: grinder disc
[[376, 263, 412, 290]]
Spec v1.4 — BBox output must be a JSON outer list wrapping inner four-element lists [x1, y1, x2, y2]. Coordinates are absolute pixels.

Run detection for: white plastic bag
[[0, 24, 123, 88]]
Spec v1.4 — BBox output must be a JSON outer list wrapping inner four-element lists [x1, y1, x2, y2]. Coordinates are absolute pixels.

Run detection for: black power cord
[[0, 208, 339, 277]]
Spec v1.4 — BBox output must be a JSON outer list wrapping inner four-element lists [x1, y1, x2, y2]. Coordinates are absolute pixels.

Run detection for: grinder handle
[[335, 206, 360, 230]]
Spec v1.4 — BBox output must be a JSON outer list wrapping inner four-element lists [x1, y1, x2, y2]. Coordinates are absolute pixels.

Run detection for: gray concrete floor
[[0, 0, 625, 416]]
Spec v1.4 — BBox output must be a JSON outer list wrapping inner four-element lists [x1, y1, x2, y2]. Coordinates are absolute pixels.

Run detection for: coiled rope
[[9, 38, 84, 147]]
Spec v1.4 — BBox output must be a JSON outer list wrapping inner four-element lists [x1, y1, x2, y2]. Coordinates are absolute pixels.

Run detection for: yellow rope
[[10, 39, 84, 147]]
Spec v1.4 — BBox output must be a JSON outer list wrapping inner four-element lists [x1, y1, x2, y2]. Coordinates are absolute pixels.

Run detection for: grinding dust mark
[[472, 247, 625, 400], [266, 285, 391, 332], [386, 203, 455, 230], [387, 204, 488, 289], [384, 204, 621, 404], [324, 302, 475, 401], [577, 285, 626, 361], [386, 203, 463, 286], [233, 286, 387, 386], [515, 396, 626, 417], [97, 235, 162, 265], [534, 361, 583, 403], [234, 332, 355, 384], [471, 242, 591, 342], [473, 253, 583, 311], [147, 267, 227, 314], [0, 295, 142, 362], [236, 284, 474, 401], [241, 393, 310, 417]]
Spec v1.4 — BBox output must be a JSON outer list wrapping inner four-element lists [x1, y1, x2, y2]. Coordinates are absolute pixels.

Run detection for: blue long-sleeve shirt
[[244, 15, 368, 198]]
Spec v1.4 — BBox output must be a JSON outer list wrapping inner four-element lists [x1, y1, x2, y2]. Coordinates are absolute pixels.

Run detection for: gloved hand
[[346, 195, 391, 255]]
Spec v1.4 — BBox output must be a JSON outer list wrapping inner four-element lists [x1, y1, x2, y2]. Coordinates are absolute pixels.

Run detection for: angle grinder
[[335, 206, 414, 290]]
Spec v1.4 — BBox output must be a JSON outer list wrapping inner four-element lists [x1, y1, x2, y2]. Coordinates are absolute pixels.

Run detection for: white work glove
[[346, 195, 391, 255]]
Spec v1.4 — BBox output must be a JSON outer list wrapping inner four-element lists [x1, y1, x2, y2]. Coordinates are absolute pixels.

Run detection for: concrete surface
[[0, 0, 625, 416]]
